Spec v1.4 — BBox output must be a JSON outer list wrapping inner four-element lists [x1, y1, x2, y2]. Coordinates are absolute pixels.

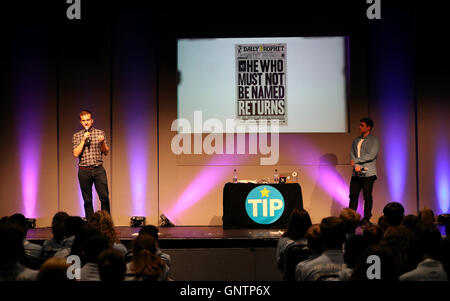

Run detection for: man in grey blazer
[[349, 118, 380, 226]]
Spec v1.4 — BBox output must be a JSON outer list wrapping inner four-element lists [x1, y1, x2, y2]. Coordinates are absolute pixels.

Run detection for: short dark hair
[[320, 216, 346, 250], [360, 118, 374, 129], [383, 202, 405, 226], [98, 248, 127, 282], [282, 208, 312, 240], [139, 225, 159, 241]]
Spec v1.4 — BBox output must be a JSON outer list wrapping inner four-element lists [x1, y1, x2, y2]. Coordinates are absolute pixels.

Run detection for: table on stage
[[222, 182, 303, 229]]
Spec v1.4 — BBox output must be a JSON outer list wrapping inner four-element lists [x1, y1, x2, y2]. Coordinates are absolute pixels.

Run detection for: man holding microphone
[[72, 110, 110, 220]]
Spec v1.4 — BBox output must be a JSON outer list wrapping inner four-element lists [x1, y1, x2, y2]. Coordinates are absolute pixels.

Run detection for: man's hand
[[354, 165, 361, 173], [98, 135, 105, 143], [351, 160, 354, 167], [83, 131, 91, 141]]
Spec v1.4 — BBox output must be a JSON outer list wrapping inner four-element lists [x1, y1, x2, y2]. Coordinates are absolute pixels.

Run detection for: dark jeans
[[349, 175, 377, 220], [78, 165, 110, 220]]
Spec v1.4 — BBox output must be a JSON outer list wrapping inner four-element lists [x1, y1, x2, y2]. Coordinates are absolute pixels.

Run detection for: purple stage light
[[435, 144, 449, 214], [166, 155, 247, 221], [382, 118, 408, 204], [16, 75, 44, 218], [127, 130, 149, 217], [285, 137, 350, 207]]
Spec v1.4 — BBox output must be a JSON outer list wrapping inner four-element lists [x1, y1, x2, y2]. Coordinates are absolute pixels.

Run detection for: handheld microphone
[[84, 127, 91, 147]]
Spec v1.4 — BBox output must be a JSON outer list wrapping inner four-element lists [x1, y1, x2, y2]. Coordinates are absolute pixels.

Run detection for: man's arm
[[73, 132, 89, 157], [98, 134, 109, 156]]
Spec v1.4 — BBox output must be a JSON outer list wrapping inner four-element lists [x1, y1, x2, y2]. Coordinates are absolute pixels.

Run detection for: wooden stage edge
[[27, 226, 285, 249]]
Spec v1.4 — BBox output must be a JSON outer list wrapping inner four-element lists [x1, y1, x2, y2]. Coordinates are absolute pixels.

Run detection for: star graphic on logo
[[260, 187, 270, 198]]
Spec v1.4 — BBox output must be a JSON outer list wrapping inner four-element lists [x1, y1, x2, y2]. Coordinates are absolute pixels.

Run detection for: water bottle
[[233, 169, 238, 183], [274, 169, 279, 184]]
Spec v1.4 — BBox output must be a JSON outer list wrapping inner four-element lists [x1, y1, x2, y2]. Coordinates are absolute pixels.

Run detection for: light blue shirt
[[399, 259, 448, 281], [350, 133, 380, 177], [296, 249, 346, 281]]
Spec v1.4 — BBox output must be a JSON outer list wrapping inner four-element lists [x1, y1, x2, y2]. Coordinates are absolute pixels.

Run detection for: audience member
[[41, 212, 69, 259], [53, 216, 85, 258], [276, 208, 312, 273], [418, 207, 435, 226], [381, 225, 415, 276], [296, 216, 346, 281], [0, 220, 38, 281], [138, 225, 171, 268], [295, 224, 324, 281], [382, 202, 405, 227], [402, 214, 419, 232], [339, 208, 361, 239], [125, 233, 169, 281], [37, 257, 70, 281], [9, 213, 42, 269], [351, 244, 398, 281], [339, 235, 369, 280], [80, 232, 110, 281], [399, 223, 447, 281], [363, 224, 384, 246], [98, 248, 126, 282], [89, 210, 127, 256]]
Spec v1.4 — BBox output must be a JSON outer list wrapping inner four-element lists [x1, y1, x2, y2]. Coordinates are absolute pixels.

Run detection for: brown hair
[[90, 210, 119, 244], [130, 234, 165, 279], [339, 208, 361, 234], [79, 110, 92, 120]]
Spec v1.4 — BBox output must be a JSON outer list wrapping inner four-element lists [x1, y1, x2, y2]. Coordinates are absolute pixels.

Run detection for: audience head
[[306, 224, 324, 255], [418, 207, 435, 225], [90, 210, 119, 245], [9, 213, 29, 238], [339, 208, 361, 235], [363, 224, 384, 246], [130, 233, 165, 280], [320, 216, 346, 250], [51, 212, 69, 243], [83, 233, 110, 264], [70, 223, 101, 258], [282, 208, 312, 240], [0, 221, 25, 263], [402, 214, 419, 232], [351, 244, 398, 281], [98, 248, 126, 282], [344, 235, 369, 269], [414, 223, 442, 261], [381, 225, 415, 276], [383, 202, 405, 226], [64, 216, 85, 238], [37, 257, 70, 281], [139, 225, 160, 241]]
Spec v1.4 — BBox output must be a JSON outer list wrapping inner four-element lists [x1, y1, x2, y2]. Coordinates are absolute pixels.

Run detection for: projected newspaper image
[[236, 43, 287, 124], [178, 37, 348, 133]]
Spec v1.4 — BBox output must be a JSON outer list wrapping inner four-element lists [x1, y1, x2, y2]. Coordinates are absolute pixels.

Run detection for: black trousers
[[78, 165, 110, 220], [349, 175, 377, 220]]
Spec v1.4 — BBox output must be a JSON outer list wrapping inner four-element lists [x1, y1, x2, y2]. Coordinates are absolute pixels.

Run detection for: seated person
[[41, 212, 69, 259], [296, 216, 347, 281]]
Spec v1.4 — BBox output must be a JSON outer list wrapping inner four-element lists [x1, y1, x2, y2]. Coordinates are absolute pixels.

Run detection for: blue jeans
[[78, 165, 110, 220]]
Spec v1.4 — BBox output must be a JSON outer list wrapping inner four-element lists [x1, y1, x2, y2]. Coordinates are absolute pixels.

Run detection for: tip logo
[[245, 185, 285, 224]]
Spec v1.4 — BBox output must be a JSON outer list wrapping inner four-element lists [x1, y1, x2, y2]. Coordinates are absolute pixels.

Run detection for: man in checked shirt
[[72, 110, 110, 220]]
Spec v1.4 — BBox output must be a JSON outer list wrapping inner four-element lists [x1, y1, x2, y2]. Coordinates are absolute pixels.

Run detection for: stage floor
[[27, 226, 285, 248]]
